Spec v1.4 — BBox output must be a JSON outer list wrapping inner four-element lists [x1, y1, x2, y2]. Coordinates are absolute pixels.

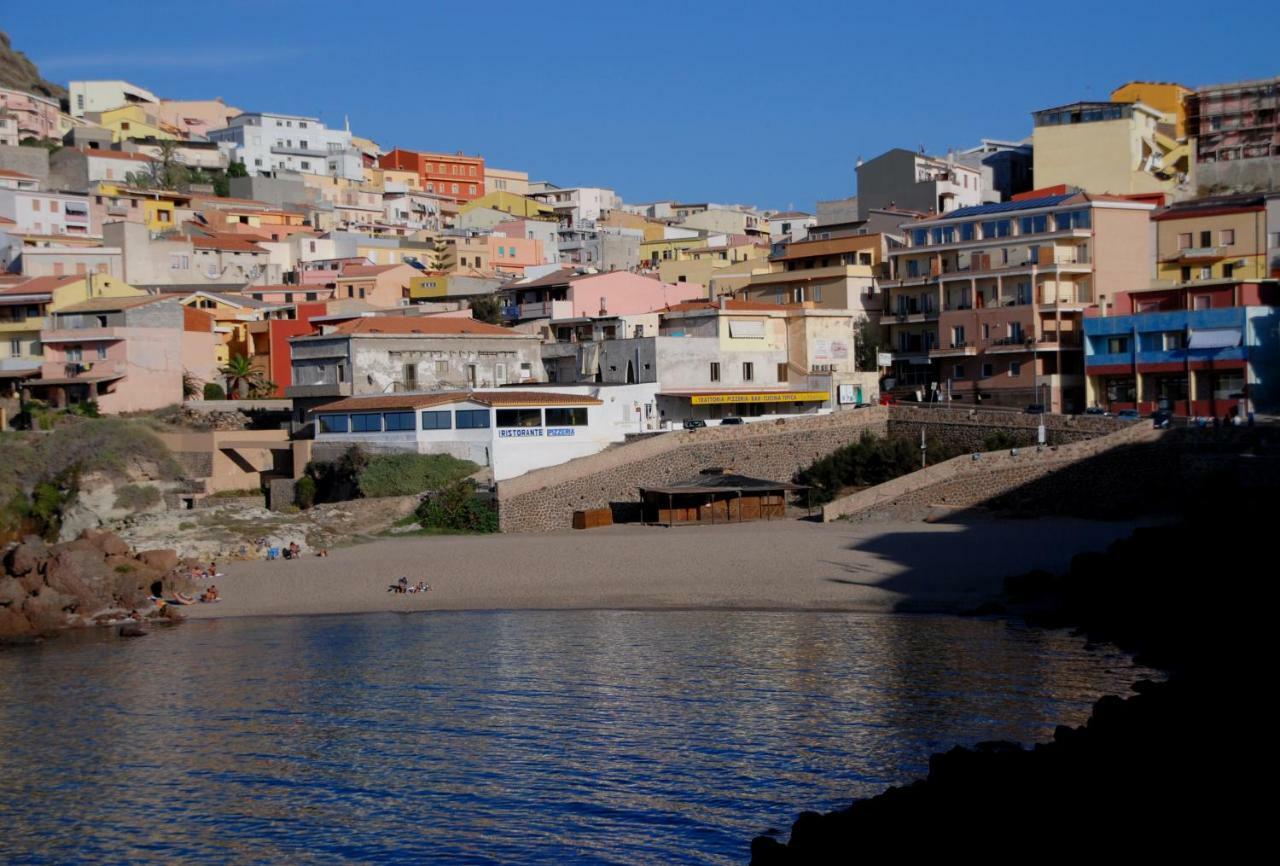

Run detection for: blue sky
[[6, 1, 1278, 211]]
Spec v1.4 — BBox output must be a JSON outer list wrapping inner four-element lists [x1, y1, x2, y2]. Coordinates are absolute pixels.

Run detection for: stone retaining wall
[[497, 409, 890, 532], [886, 406, 1125, 451], [822, 422, 1163, 522]]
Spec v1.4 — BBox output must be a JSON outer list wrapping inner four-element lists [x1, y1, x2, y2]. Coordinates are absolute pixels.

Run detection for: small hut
[[638, 470, 809, 526]]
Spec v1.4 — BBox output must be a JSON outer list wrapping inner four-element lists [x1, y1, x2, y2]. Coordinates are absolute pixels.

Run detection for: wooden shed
[[638, 471, 809, 527]]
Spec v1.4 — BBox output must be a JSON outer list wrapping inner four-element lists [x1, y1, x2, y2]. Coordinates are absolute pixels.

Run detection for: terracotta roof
[[769, 211, 812, 219], [81, 149, 154, 162], [663, 299, 788, 313], [54, 295, 167, 314], [338, 263, 408, 278], [0, 275, 81, 297], [511, 267, 581, 289], [0, 168, 36, 179], [191, 234, 268, 253], [772, 235, 881, 261], [333, 316, 524, 337], [311, 389, 601, 414]]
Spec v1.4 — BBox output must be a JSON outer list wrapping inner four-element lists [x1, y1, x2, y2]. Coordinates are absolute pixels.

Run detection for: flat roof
[[312, 389, 602, 414]]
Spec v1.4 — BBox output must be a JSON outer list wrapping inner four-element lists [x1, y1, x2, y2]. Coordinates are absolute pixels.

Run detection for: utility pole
[[920, 426, 927, 468]]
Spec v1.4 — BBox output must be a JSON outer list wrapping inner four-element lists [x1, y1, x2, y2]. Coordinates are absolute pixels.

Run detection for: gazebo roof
[[639, 472, 806, 496]]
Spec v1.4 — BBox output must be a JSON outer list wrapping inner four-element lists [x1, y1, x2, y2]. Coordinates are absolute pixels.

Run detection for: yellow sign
[[409, 276, 448, 299], [689, 391, 829, 405]]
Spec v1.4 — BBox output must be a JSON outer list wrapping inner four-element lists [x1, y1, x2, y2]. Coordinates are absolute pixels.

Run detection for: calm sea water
[[0, 610, 1150, 865]]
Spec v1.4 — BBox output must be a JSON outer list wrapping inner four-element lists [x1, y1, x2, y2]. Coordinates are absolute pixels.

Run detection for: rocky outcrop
[[0, 529, 198, 643]]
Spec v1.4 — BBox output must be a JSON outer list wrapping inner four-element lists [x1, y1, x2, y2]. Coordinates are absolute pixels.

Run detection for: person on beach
[[201, 586, 220, 602]]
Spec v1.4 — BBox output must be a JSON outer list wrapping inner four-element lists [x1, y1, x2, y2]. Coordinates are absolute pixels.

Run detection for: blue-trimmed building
[[1084, 280, 1280, 416]]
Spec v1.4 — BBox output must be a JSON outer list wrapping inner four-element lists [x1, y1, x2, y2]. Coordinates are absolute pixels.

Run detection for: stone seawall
[[497, 409, 890, 532], [822, 422, 1163, 522], [886, 406, 1125, 451]]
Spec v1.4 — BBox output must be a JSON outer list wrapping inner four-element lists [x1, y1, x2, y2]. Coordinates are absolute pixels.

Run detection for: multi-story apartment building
[[1084, 280, 1279, 416], [377, 149, 486, 203], [739, 233, 889, 318], [0, 112, 19, 147], [1186, 76, 1280, 193], [208, 113, 364, 180], [531, 185, 621, 227], [0, 188, 93, 236], [67, 81, 159, 118], [882, 190, 1155, 412], [0, 273, 147, 374], [1151, 193, 1271, 285], [856, 148, 987, 218], [1031, 100, 1190, 197], [0, 87, 76, 141]]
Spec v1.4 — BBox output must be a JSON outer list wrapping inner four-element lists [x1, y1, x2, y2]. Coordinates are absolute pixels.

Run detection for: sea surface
[[0, 610, 1152, 864]]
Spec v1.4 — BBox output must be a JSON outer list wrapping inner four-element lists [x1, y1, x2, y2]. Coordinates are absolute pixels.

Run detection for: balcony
[[517, 300, 572, 320], [1171, 246, 1223, 261], [0, 316, 45, 333], [270, 145, 329, 158], [930, 341, 977, 357]]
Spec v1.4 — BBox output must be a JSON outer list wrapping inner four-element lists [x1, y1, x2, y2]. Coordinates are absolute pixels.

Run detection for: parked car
[[719, 416, 744, 425], [1024, 404, 1047, 415], [1115, 409, 1141, 421], [1151, 408, 1173, 429], [1083, 406, 1112, 417], [682, 419, 707, 430]]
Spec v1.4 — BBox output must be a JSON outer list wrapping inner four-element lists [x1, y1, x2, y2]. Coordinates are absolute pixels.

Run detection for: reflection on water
[[0, 611, 1151, 864]]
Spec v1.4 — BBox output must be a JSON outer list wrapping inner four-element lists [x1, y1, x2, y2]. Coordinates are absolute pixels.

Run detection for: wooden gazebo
[[639, 471, 809, 527]]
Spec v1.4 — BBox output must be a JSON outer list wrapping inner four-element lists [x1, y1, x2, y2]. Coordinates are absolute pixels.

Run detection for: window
[[951, 325, 965, 346], [1164, 332, 1186, 351], [451, 184, 459, 194], [982, 323, 990, 340], [469, 185, 477, 195], [742, 362, 754, 382], [1106, 336, 1129, 354], [9, 338, 20, 357], [1177, 233, 1193, 250], [496, 408, 542, 427], [96, 345, 108, 360], [350, 413, 382, 433], [456, 409, 490, 429], [777, 363, 788, 382], [546, 407, 588, 426], [1009, 361, 1021, 377], [710, 362, 720, 382], [67, 346, 82, 362], [1019, 215, 1048, 235], [1219, 228, 1235, 246], [960, 223, 975, 242], [318, 414, 348, 433], [421, 410, 451, 430], [1056, 210, 1090, 230], [952, 364, 965, 379], [1193, 295, 1212, 310], [912, 228, 927, 246], [981, 363, 993, 378], [1198, 266, 1212, 280], [1199, 230, 1212, 248]]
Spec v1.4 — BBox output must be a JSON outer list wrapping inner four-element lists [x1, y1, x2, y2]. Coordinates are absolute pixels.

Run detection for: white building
[[531, 185, 621, 226], [0, 188, 93, 236], [766, 211, 816, 244], [68, 80, 159, 118], [310, 389, 622, 481], [207, 113, 363, 180]]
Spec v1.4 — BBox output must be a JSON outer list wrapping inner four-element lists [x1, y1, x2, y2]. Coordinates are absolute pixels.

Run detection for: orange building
[[377, 148, 485, 203]]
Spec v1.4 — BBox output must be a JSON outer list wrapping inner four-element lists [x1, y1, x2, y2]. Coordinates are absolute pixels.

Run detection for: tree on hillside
[[427, 235, 451, 271], [854, 315, 882, 371], [126, 139, 189, 191], [470, 295, 502, 325], [220, 354, 265, 399]]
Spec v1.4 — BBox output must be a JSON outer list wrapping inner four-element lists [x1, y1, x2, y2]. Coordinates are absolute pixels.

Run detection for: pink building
[[487, 235, 544, 276], [506, 269, 705, 322], [0, 88, 65, 141], [26, 296, 215, 413]]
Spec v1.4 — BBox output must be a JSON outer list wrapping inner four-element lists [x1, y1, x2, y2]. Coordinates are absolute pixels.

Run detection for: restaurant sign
[[689, 391, 828, 405]]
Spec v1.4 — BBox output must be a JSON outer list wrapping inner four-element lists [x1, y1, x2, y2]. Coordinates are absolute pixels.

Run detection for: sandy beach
[[184, 516, 1144, 619]]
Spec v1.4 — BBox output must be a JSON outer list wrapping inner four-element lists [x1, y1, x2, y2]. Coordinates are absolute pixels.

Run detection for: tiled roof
[[769, 211, 812, 219], [663, 299, 788, 313], [334, 316, 524, 337], [0, 275, 81, 297], [81, 149, 155, 162], [311, 389, 601, 414], [338, 263, 408, 278], [0, 168, 36, 179], [191, 234, 268, 253], [54, 295, 167, 314]]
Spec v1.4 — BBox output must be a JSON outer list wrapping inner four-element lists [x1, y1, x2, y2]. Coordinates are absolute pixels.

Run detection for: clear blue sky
[[6, 1, 1278, 211]]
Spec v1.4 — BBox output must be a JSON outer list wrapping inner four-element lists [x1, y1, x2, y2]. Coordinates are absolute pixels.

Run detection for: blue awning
[[1187, 329, 1241, 349]]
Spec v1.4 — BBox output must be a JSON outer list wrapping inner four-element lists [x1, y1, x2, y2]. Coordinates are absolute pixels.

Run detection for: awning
[[660, 390, 829, 405], [1188, 328, 1241, 349]]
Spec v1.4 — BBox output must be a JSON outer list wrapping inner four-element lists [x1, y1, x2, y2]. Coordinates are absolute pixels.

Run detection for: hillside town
[[2, 71, 1279, 490]]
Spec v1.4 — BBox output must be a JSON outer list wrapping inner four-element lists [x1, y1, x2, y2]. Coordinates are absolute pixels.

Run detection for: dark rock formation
[[1, 531, 197, 643]]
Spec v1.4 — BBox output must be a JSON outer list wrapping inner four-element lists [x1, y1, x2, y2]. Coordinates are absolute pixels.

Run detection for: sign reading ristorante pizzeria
[[687, 391, 829, 405]]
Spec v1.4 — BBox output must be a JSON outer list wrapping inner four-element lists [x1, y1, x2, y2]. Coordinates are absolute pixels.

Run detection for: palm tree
[[220, 354, 263, 399], [182, 370, 202, 400]]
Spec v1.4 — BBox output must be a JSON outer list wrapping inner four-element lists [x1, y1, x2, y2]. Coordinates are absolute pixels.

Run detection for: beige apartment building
[[882, 190, 1155, 412]]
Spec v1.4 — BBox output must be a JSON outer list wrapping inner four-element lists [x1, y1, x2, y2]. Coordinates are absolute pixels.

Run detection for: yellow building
[[409, 273, 450, 300], [599, 210, 666, 241], [94, 105, 175, 143], [0, 273, 148, 371], [1111, 81, 1192, 138], [640, 236, 708, 267], [1152, 193, 1270, 284], [99, 185, 194, 231], [659, 241, 771, 288], [179, 290, 267, 364], [458, 190, 555, 219], [1032, 100, 1191, 195]]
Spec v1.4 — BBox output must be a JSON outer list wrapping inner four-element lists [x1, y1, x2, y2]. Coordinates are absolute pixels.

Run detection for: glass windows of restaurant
[[421, 410, 452, 430], [351, 413, 382, 433], [455, 409, 490, 429], [1103, 377, 1136, 404], [496, 408, 542, 428], [318, 414, 348, 433], [383, 411, 415, 432], [545, 407, 588, 426]]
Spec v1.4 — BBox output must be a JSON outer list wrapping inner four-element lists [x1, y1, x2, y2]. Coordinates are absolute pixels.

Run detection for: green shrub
[[415, 479, 498, 533], [357, 453, 479, 498], [69, 400, 100, 418], [203, 382, 226, 400], [982, 430, 1031, 452], [797, 431, 965, 504], [295, 475, 316, 509], [114, 483, 162, 512]]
